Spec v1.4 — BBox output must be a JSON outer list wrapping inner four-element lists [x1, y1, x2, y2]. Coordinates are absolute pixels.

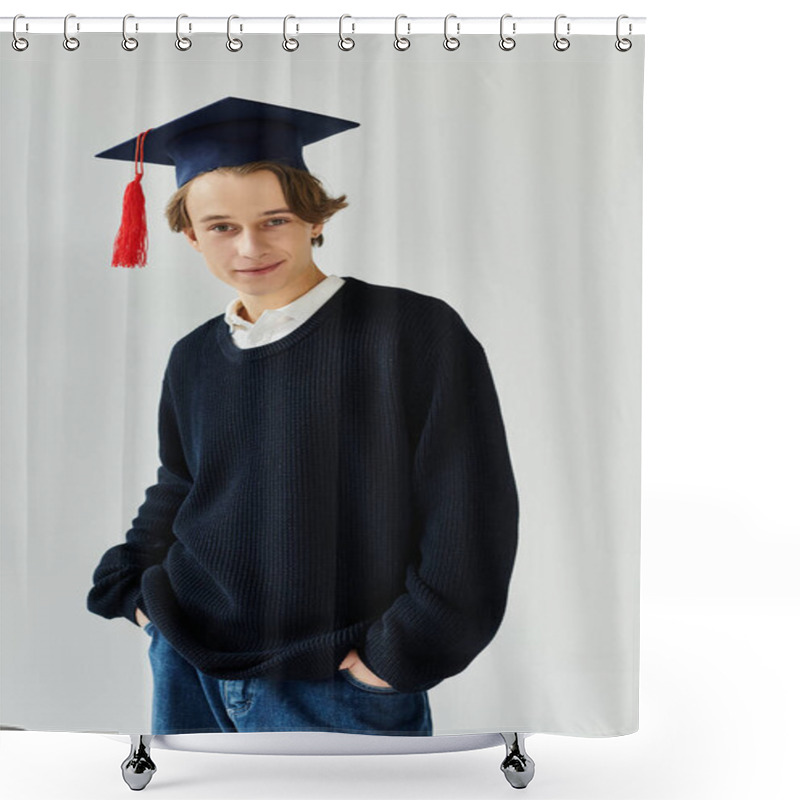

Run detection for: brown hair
[[164, 161, 348, 247]]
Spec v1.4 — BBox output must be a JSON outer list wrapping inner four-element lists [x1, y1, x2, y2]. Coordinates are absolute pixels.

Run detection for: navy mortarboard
[[95, 97, 359, 268]]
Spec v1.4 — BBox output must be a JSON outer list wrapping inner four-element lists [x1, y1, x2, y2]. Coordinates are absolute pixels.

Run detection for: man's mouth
[[236, 261, 283, 275]]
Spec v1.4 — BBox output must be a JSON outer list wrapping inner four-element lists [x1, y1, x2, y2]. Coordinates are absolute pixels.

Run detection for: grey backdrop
[[0, 33, 644, 735]]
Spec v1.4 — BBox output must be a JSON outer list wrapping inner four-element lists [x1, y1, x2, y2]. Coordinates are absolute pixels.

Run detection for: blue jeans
[[145, 622, 432, 736]]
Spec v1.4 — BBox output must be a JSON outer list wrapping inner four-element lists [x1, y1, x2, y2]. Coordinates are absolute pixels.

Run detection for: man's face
[[182, 169, 323, 308]]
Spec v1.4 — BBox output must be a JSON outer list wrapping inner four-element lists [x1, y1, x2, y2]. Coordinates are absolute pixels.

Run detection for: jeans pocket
[[339, 668, 399, 694], [143, 621, 155, 636]]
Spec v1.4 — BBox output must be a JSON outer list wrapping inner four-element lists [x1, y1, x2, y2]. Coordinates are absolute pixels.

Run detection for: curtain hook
[[443, 14, 460, 51], [227, 15, 243, 51], [394, 14, 410, 51], [175, 14, 192, 51], [12, 14, 29, 52], [63, 13, 80, 51], [499, 14, 516, 51], [553, 14, 570, 51], [338, 14, 355, 51], [283, 15, 299, 51], [122, 14, 139, 51], [615, 15, 632, 52]]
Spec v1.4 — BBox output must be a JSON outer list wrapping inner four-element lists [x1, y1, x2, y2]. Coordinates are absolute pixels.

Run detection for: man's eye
[[267, 218, 289, 226], [210, 224, 232, 232]]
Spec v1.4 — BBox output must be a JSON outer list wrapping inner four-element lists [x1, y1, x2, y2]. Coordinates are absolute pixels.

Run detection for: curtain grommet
[[175, 14, 192, 51], [283, 15, 299, 52], [63, 13, 80, 51], [443, 14, 460, 51], [12, 15, 29, 51], [226, 15, 243, 52], [338, 15, 355, 51], [499, 14, 516, 51], [121, 15, 138, 51], [615, 15, 633, 51], [394, 15, 410, 51], [553, 14, 570, 51]]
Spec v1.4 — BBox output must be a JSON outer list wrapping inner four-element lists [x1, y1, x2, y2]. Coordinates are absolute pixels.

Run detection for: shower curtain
[[0, 23, 644, 739]]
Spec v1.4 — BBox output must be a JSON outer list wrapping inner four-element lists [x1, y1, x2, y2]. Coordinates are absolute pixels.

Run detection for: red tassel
[[111, 129, 151, 267]]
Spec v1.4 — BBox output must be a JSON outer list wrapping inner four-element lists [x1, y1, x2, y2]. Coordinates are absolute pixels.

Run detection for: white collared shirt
[[224, 274, 345, 349]]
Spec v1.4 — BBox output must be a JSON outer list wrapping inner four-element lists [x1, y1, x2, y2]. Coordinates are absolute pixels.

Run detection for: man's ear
[[311, 222, 324, 241], [182, 228, 202, 252]]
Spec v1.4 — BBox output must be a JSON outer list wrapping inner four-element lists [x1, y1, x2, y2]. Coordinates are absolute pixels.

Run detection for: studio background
[[1, 31, 642, 734]]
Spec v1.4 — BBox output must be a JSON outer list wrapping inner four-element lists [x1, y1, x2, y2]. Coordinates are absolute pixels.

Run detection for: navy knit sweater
[[87, 276, 519, 693]]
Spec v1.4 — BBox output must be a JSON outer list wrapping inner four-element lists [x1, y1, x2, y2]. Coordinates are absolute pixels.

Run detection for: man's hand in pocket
[[135, 607, 151, 628], [338, 649, 393, 688]]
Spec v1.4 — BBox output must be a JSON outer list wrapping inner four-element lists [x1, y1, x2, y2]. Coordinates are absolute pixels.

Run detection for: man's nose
[[236, 228, 269, 258]]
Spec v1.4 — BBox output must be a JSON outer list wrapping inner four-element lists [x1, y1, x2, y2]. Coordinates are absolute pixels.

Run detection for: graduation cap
[[95, 96, 359, 267]]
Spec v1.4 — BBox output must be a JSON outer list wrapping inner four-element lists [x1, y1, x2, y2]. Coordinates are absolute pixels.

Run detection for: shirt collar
[[223, 274, 339, 332]]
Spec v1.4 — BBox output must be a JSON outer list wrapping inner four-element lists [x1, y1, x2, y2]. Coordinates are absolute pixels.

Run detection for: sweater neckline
[[216, 275, 355, 363]]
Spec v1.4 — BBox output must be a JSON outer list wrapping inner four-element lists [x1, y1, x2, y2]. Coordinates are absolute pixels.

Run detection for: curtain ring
[[283, 15, 299, 51], [63, 13, 80, 51], [122, 14, 138, 51], [499, 14, 516, 51], [175, 14, 192, 51], [443, 14, 460, 51], [226, 15, 243, 51], [615, 15, 632, 52], [12, 15, 29, 52], [553, 14, 570, 51], [338, 14, 355, 51], [394, 15, 410, 51]]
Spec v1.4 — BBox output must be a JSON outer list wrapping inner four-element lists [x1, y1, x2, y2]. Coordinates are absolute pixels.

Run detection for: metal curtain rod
[[1, 15, 646, 36]]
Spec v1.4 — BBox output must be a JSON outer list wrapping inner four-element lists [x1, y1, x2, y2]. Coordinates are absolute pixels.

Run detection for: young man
[[87, 97, 519, 736]]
